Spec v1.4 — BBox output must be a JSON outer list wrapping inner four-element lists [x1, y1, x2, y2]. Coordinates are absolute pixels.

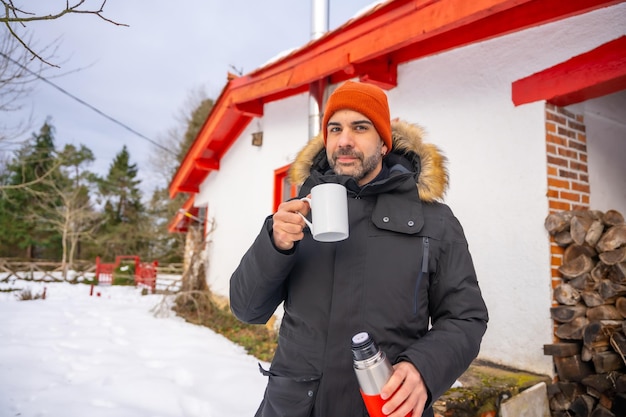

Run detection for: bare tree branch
[[0, 1, 127, 65], [0, 1, 126, 24], [0, 158, 62, 191]]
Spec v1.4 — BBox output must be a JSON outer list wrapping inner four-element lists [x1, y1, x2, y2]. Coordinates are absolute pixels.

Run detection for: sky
[[1, 0, 381, 198], [0, 277, 270, 416]]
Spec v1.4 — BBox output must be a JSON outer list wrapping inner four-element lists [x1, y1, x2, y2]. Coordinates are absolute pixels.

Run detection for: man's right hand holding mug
[[272, 199, 311, 251]]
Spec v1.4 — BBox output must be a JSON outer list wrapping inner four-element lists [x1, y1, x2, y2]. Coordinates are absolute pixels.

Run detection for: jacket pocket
[[255, 364, 321, 417]]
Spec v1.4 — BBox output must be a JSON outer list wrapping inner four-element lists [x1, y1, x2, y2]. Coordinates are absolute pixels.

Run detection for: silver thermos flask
[[352, 331, 406, 417]]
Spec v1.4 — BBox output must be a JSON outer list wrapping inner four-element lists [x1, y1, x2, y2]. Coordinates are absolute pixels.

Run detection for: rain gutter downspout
[[309, 0, 329, 139]]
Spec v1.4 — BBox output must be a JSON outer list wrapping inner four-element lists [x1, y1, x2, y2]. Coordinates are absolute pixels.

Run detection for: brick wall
[[546, 104, 590, 212], [545, 104, 590, 312]]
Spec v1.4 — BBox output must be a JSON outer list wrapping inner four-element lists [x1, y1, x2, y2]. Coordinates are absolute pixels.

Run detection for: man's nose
[[336, 130, 354, 147]]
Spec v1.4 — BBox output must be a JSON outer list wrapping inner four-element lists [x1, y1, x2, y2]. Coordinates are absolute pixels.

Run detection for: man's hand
[[380, 361, 427, 417], [272, 198, 310, 251]]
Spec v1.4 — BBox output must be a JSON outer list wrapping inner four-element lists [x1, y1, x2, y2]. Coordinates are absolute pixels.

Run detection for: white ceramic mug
[[299, 183, 349, 242]]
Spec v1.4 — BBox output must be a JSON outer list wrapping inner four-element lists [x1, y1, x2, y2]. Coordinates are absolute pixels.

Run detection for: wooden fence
[[0, 258, 184, 293], [0, 259, 95, 282]]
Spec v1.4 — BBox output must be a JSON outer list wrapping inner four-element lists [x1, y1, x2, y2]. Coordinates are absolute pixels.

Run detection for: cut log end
[[597, 224, 626, 253], [560, 254, 595, 279], [603, 209, 625, 226], [548, 209, 626, 417]]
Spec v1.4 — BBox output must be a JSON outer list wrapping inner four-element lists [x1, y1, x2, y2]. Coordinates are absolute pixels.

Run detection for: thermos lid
[[351, 331, 379, 361]]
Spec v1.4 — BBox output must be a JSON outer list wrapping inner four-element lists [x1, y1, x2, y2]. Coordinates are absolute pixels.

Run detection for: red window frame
[[273, 164, 299, 212]]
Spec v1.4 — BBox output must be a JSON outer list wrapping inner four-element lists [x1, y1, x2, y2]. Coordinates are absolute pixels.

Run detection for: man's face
[[326, 109, 387, 186]]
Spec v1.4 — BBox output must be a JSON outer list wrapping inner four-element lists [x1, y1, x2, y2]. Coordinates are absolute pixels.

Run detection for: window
[[273, 164, 299, 212]]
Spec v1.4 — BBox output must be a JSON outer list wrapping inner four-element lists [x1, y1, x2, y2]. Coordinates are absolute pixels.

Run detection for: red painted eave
[[169, 0, 622, 200], [167, 195, 198, 233], [512, 36, 626, 107], [168, 81, 254, 199], [227, 0, 622, 104]]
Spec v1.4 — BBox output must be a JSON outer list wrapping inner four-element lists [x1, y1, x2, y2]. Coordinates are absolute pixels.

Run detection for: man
[[230, 81, 488, 417]]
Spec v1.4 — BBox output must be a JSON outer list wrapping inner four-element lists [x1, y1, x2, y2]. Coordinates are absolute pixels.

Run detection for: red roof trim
[[169, 0, 621, 199], [195, 158, 220, 171], [167, 195, 198, 233], [169, 82, 253, 198], [512, 36, 626, 107]]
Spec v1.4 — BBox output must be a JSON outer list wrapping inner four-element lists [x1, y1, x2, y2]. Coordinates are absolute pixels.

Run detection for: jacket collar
[[289, 119, 449, 203]]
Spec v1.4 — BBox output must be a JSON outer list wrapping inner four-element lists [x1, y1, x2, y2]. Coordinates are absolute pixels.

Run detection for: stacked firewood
[[543, 209, 626, 417]]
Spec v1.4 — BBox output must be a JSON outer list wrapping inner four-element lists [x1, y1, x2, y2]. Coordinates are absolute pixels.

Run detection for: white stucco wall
[[195, 94, 310, 296], [570, 92, 626, 215], [389, 57, 554, 373], [194, 3, 626, 376]]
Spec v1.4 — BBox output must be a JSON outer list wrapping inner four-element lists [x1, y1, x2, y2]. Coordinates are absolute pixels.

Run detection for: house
[[168, 0, 626, 377]]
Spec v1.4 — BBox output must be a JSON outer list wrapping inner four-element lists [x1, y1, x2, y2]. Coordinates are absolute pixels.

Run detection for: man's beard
[[329, 142, 383, 183]]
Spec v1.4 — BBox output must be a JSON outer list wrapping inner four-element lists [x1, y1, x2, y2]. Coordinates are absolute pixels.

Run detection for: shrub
[[173, 290, 277, 362], [113, 262, 135, 286], [16, 288, 46, 300]]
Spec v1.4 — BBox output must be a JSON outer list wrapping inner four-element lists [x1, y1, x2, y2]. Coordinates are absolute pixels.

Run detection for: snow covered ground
[[0, 278, 267, 417]]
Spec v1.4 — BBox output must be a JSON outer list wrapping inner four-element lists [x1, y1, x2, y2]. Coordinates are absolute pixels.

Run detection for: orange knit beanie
[[322, 81, 392, 151]]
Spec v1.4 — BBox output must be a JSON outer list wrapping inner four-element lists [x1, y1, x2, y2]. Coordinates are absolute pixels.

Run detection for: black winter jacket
[[230, 120, 489, 417]]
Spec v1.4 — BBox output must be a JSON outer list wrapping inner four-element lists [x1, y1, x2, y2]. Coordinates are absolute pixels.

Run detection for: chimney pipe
[[311, 0, 329, 40], [309, 0, 329, 139]]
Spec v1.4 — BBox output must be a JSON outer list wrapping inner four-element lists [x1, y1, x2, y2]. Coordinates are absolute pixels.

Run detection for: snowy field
[[0, 278, 267, 417]]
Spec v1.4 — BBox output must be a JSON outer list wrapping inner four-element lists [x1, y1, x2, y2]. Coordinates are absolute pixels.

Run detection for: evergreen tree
[[177, 98, 214, 163], [97, 145, 146, 259], [147, 95, 214, 263], [0, 121, 62, 258]]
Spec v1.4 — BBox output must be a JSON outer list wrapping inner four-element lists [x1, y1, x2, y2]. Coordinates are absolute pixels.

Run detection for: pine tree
[[146, 95, 214, 263], [97, 145, 146, 259], [0, 121, 62, 258], [177, 97, 214, 163]]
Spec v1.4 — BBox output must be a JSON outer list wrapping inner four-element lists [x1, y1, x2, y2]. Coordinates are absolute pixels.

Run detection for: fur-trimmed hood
[[288, 119, 448, 202]]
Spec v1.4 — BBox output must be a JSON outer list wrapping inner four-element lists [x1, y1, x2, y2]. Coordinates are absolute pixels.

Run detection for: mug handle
[[298, 197, 313, 230]]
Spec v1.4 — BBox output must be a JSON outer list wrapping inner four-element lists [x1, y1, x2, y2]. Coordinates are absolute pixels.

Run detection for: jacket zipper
[[413, 237, 429, 315]]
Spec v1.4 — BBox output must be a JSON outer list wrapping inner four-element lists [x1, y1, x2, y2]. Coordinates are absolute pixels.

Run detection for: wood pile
[[544, 209, 626, 417]]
